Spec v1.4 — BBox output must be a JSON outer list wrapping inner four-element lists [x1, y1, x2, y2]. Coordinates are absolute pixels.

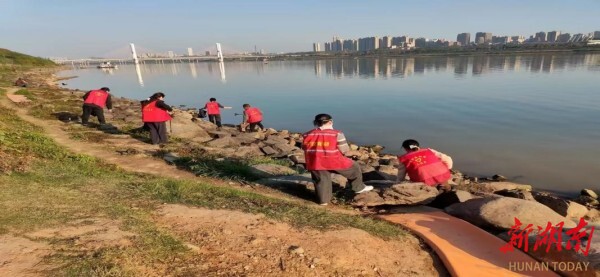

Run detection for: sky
[[1, 0, 598, 58]]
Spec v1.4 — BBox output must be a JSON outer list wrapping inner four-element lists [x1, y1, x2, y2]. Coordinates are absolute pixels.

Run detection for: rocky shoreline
[[26, 69, 600, 273]]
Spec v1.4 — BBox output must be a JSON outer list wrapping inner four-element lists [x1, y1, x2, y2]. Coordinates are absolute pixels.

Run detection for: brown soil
[[156, 204, 445, 276]]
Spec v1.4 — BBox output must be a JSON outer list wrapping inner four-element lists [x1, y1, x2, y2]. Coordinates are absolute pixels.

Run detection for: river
[[58, 53, 600, 195]]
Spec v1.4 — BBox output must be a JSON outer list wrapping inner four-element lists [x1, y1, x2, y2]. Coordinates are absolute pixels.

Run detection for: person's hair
[[149, 92, 165, 101], [100, 87, 110, 92], [313, 113, 332, 127], [402, 139, 420, 151], [243, 104, 250, 108], [210, 97, 216, 102]]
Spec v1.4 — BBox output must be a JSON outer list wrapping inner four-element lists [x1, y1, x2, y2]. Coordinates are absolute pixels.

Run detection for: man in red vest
[[397, 139, 453, 192], [241, 104, 264, 132], [203, 97, 231, 129], [141, 92, 173, 145], [81, 87, 112, 125], [303, 114, 373, 205]]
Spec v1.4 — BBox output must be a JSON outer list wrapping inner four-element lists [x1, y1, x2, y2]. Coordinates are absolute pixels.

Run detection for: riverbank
[[5, 63, 600, 274]]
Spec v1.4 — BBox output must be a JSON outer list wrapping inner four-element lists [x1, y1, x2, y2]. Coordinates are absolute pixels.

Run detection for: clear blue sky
[[1, 0, 598, 58]]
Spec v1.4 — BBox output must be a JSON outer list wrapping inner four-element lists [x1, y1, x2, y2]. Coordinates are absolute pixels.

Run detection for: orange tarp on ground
[[379, 208, 559, 277]]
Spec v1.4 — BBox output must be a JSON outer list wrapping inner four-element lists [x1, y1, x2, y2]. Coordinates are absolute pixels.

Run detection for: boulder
[[170, 111, 211, 140], [260, 146, 278, 156], [352, 183, 439, 207], [362, 171, 388, 181], [532, 191, 589, 219], [249, 164, 297, 179], [377, 165, 397, 181], [581, 189, 598, 199], [205, 137, 240, 148], [445, 196, 577, 230], [230, 145, 264, 158], [379, 157, 399, 167], [206, 130, 231, 138], [492, 174, 507, 181], [494, 189, 535, 201], [289, 153, 305, 165], [344, 150, 369, 161], [269, 143, 297, 158], [475, 182, 532, 193], [574, 195, 600, 208], [257, 175, 314, 187], [428, 190, 474, 209], [232, 132, 260, 144]]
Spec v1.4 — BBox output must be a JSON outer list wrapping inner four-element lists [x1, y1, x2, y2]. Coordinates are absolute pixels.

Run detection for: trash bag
[[198, 108, 207, 118]]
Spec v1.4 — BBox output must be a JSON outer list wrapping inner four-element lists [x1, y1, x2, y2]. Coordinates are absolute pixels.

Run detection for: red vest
[[142, 100, 172, 123], [206, 102, 220, 115], [84, 89, 109, 108], [245, 107, 263, 123], [398, 148, 451, 186], [302, 128, 353, 171]]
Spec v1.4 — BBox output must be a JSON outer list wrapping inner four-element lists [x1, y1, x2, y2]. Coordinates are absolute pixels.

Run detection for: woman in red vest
[[397, 139, 453, 192], [303, 114, 373, 205], [203, 97, 231, 129], [241, 104, 264, 132], [142, 92, 173, 145]]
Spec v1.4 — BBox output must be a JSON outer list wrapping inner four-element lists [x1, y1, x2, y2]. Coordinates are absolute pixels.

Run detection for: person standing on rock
[[303, 114, 373, 205], [203, 98, 231, 129], [142, 92, 173, 145], [241, 104, 264, 132], [397, 139, 453, 192], [81, 87, 112, 126]]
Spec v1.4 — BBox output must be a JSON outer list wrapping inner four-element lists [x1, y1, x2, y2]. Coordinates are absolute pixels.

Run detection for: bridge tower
[[130, 43, 139, 64], [216, 43, 224, 62]]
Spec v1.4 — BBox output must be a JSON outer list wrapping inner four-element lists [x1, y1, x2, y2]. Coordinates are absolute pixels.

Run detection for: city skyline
[[1, 0, 600, 58]]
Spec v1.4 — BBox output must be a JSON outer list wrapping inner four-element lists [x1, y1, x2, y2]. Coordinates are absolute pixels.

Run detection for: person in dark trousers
[[241, 104, 264, 132], [203, 98, 231, 129], [141, 92, 173, 145], [302, 114, 373, 205], [81, 87, 112, 125]]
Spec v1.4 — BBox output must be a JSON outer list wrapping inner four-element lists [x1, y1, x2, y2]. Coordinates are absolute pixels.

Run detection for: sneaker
[[355, 185, 374, 194]]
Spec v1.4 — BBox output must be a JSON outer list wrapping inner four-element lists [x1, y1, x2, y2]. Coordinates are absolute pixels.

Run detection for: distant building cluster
[[313, 30, 600, 52]]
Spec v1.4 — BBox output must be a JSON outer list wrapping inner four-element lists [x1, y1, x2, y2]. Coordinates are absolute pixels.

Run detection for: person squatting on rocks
[[397, 139, 453, 192], [303, 114, 374, 205], [141, 92, 173, 145], [203, 97, 231, 129], [81, 87, 112, 125], [14, 77, 28, 87], [241, 104, 264, 132]]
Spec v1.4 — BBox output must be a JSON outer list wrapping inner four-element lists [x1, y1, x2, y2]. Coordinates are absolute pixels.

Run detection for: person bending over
[[82, 87, 112, 125], [397, 139, 453, 192], [142, 92, 173, 145], [241, 104, 264, 132]]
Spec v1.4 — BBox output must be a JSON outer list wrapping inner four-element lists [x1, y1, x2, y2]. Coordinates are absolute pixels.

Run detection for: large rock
[[445, 196, 577, 230], [377, 165, 398, 181], [352, 183, 439, 207], [249, 164, 296, 179], [170, 111, 212, 140], [206, 130, 231, 138], [475, 182, 532, 193], [232, 132, 260, 144], [494, 189, 535, 201], [362, 171, 388, 181], [582, 189, 598, 199], [532, 191, 589, 219], [205, 137, 241, 148], [574, 195, 600, 208], [288, 153, 305, 165], [428, 190, 473, 209], [230, 145, 264, 158]]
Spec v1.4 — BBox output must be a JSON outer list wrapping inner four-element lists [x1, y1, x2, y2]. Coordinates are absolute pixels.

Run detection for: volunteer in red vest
[[397, 139, 453, 192], [203, 98, 231, 129], [241, 104, 264, 132], [81, 87, 112, 125], [303, 114, 373, 205], [142, 92, 173, 145]]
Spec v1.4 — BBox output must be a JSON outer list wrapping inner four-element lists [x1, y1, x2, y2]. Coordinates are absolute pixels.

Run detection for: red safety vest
[[142, 100, 172, 123], [398, 148, 451, 186], [245, 107, 263, 123], [302, 128, 353, 171], [205, 102, 220, 115], [83, 89, 109, 108]]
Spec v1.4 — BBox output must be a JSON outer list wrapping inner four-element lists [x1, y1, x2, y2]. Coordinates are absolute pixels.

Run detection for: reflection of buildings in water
[[314, 60, 322, 77], [189, 63, 197, 79], [218, 61, 226, 83], [207, 62, 213, 74], [135, 63, 144, 87], [472, 56, 490, 75], [170, 62, 178, 76], [542, 55, 554, 73], [413, 58, 425, 74], [530, 55, 544, 72], [454, 57, 469, 75]]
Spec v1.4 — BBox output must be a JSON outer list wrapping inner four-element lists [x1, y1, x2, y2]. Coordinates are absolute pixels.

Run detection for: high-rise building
[[457, 33, 471, 46], [475, 32, 493, 44], [547, 31, 560, 42], [324, 42, 331, 52], [570, 33, 586, 42], [313, 43, 321, 52], [535, 31, 547, 42], [343, 39, 357, 51], [331, 36, 343, 52], [557, 33, 571, 43], [380, 36, 392, 48], [510, 36, 525, 44], [205, 51, 211, 56], [358, 37, 379, 51], [167, 51, 174, 58], [187, 48, 194, 56], [492, 36, 509, 44], [594, 31, 600, 40], [415, 38, 427, 48]]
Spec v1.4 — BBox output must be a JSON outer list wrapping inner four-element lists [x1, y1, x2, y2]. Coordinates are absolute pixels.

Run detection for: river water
[[58, 53, 600, 194]]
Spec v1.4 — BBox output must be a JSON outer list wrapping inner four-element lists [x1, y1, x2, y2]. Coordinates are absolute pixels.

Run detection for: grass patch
[[0, 48, 55, 66], [14, 88, 35, 100]]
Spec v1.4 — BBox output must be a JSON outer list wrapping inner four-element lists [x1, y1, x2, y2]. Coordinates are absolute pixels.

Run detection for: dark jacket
[[141, 99, 173, 112]]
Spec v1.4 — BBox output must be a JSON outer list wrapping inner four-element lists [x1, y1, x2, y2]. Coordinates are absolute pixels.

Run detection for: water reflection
[[134, 63, 144, 87], [218, 61, 226, 83]]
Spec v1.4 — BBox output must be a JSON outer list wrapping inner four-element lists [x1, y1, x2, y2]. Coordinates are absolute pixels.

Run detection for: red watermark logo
[[500, 217, 595, 256]]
